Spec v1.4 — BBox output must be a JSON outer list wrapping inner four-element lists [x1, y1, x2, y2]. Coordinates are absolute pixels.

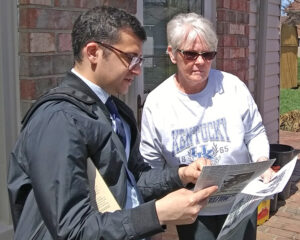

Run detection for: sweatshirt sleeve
[[238, 82, 270, 162], [140, 96, 165, 169]]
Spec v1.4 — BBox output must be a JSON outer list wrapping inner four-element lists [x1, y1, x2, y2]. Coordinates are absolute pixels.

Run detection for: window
[[143, 0, 204, 93]]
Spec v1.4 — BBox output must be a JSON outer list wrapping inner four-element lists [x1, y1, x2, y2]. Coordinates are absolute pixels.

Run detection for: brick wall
[[18, 0, 137, 117], [216, 0, 250, 84]]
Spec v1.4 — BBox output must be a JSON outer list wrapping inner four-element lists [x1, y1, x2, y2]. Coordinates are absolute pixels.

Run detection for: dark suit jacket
[[8, 71, 183, 240]]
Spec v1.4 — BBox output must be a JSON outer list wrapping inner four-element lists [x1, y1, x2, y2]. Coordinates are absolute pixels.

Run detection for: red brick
[[216, 22, 229, 34], [19, 55, 53, 77], [217, 9, 227, 21], [52, 54, 73, 74], [237, 1, 247, 12], [35, 78, 59, 98], [230, 0, 239, 10], [216, 47, 230, 58], [20, 79, 36, 100], [230, 48, 245, 58], [236, 58, 248, 69], [246, 1, 250, 12], [54, 0, 83, 8], [227, 10, 237, 22], [20, 78, 60, 100], [19, 8, 39, 28], [30, 32, 55, 52], [219, 35, 237, 47], [229, 23, 245, 35], [237, 12, 249, 24], [257, 231, 277, 240], [236, 70, 247, 82], [54, 0, 100, 9], [58, 33, 72, 52], [19, 0, 52, 5], [20, 8, 76, 30], [217, 0, 231, 9], [100, 0, 137, 14], [237, 36, 249, 47], [245, 25, 250, 37], [265, 226, 300, 239], [220, 59, 237, 72], [19, 32, 30, 52]]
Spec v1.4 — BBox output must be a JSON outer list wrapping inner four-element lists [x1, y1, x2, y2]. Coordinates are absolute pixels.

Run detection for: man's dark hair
[[72, 6, 147, 62]]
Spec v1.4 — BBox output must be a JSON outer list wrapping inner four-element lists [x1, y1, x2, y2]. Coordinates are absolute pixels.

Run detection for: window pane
[[143, 0, 203, 93]]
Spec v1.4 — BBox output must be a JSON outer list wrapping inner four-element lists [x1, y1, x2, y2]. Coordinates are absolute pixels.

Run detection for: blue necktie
[[105, 97, 143, 204], [105, 97, 127, 147]]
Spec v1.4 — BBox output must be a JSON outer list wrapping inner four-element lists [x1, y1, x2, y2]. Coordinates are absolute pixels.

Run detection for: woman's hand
[[178, 158, 212, 186]]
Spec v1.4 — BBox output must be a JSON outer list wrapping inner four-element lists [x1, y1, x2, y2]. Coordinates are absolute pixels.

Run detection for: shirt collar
[[71, 68, 110, 103]]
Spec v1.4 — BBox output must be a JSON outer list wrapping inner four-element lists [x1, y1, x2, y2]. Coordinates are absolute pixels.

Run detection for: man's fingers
[[193, 185, 218, 202]]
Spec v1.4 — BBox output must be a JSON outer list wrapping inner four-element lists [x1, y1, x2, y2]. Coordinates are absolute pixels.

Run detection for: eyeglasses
[[176, 49, 217, 61], [95, 41, 144, 70]]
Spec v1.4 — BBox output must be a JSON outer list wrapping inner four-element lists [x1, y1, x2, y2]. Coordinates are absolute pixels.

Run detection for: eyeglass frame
[[176, 49, 217, 61], [94, 41, 144, 70]]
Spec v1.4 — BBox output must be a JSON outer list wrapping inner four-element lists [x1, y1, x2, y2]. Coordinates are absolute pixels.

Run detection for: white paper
[[217, 156, 297, 240], [194, 159, 275, 214]]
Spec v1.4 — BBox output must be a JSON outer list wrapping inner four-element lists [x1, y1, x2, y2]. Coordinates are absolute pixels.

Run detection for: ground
[[280, 110, 300, 132]]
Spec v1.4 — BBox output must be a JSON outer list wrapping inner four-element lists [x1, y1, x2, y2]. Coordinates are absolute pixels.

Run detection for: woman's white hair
[[167, 12, 218, 52]]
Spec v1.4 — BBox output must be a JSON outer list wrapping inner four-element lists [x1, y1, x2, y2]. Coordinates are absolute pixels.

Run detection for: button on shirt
[[71, 68, 141, 209]]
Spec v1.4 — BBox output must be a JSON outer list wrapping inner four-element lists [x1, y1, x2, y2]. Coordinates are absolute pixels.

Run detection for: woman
[[140, 12, 273, 240]]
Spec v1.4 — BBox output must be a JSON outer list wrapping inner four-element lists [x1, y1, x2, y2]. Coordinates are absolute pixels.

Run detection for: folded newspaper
[[87, 158, 121, 212], [194, 157, 298, 240]]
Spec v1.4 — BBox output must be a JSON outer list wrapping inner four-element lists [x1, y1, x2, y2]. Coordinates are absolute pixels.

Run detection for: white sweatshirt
[[140, 69, 269, 215]]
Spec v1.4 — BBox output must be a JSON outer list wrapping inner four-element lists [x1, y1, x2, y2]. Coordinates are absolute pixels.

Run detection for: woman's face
[[168, 36, 214, 94]]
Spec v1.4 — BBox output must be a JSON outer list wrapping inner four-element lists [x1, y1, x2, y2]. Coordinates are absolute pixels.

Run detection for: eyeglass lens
[[128, 56, 143, 70], [180, 50, 217, 61], [96, 41, 143, 70]]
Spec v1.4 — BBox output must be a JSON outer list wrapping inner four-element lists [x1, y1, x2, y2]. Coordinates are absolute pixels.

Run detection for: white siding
[[265, 0, 281, 144], [249, 0, 281, 144]]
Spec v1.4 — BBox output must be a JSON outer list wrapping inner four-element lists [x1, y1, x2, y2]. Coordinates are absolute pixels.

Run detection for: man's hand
[[257, 156, 275, 183], [155, 186, 218, 225], [178, 158, 212, 186]]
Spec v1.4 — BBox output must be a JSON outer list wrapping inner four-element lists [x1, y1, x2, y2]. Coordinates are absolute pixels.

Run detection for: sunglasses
[[95, 41, 144, 70], [176, 49, 217, 61]]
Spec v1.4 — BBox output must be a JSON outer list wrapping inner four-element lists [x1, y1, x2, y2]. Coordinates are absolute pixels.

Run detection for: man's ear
[[167, 46, 177, 64], [85, 42, 100, 64]]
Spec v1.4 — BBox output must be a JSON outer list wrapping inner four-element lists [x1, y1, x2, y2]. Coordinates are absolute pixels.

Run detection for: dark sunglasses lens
[[202, 52, 216, 60], [183, 51, 199, 60]]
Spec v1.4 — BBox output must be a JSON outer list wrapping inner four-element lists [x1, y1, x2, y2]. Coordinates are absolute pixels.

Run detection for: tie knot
[[105, 96, 126, 147], [105, 96, 119, 117]]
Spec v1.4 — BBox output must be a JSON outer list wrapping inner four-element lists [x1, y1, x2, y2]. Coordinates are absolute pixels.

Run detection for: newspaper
[[87, 158, 121, 212], [194, 159, 275, 214], [217, 156, 298, 240], [193, 156, 298, 240]]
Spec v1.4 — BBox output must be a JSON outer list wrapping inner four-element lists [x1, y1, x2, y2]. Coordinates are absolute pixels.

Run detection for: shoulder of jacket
[[21, 87, 99, 130]]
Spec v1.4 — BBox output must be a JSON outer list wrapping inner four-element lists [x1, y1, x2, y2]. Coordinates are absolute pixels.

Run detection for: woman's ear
[[167, 46, 177, 64], [85, 42, 100, 64]]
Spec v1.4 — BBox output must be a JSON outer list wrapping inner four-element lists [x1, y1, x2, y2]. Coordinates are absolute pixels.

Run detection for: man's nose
[[130, 64, 142, 75]]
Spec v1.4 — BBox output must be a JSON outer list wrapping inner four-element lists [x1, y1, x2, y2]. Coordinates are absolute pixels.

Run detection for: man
[[7, 6, 217, 240]]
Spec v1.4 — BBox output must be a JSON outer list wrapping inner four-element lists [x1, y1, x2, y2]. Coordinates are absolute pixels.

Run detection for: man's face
[[95, 29, 143, 95]]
